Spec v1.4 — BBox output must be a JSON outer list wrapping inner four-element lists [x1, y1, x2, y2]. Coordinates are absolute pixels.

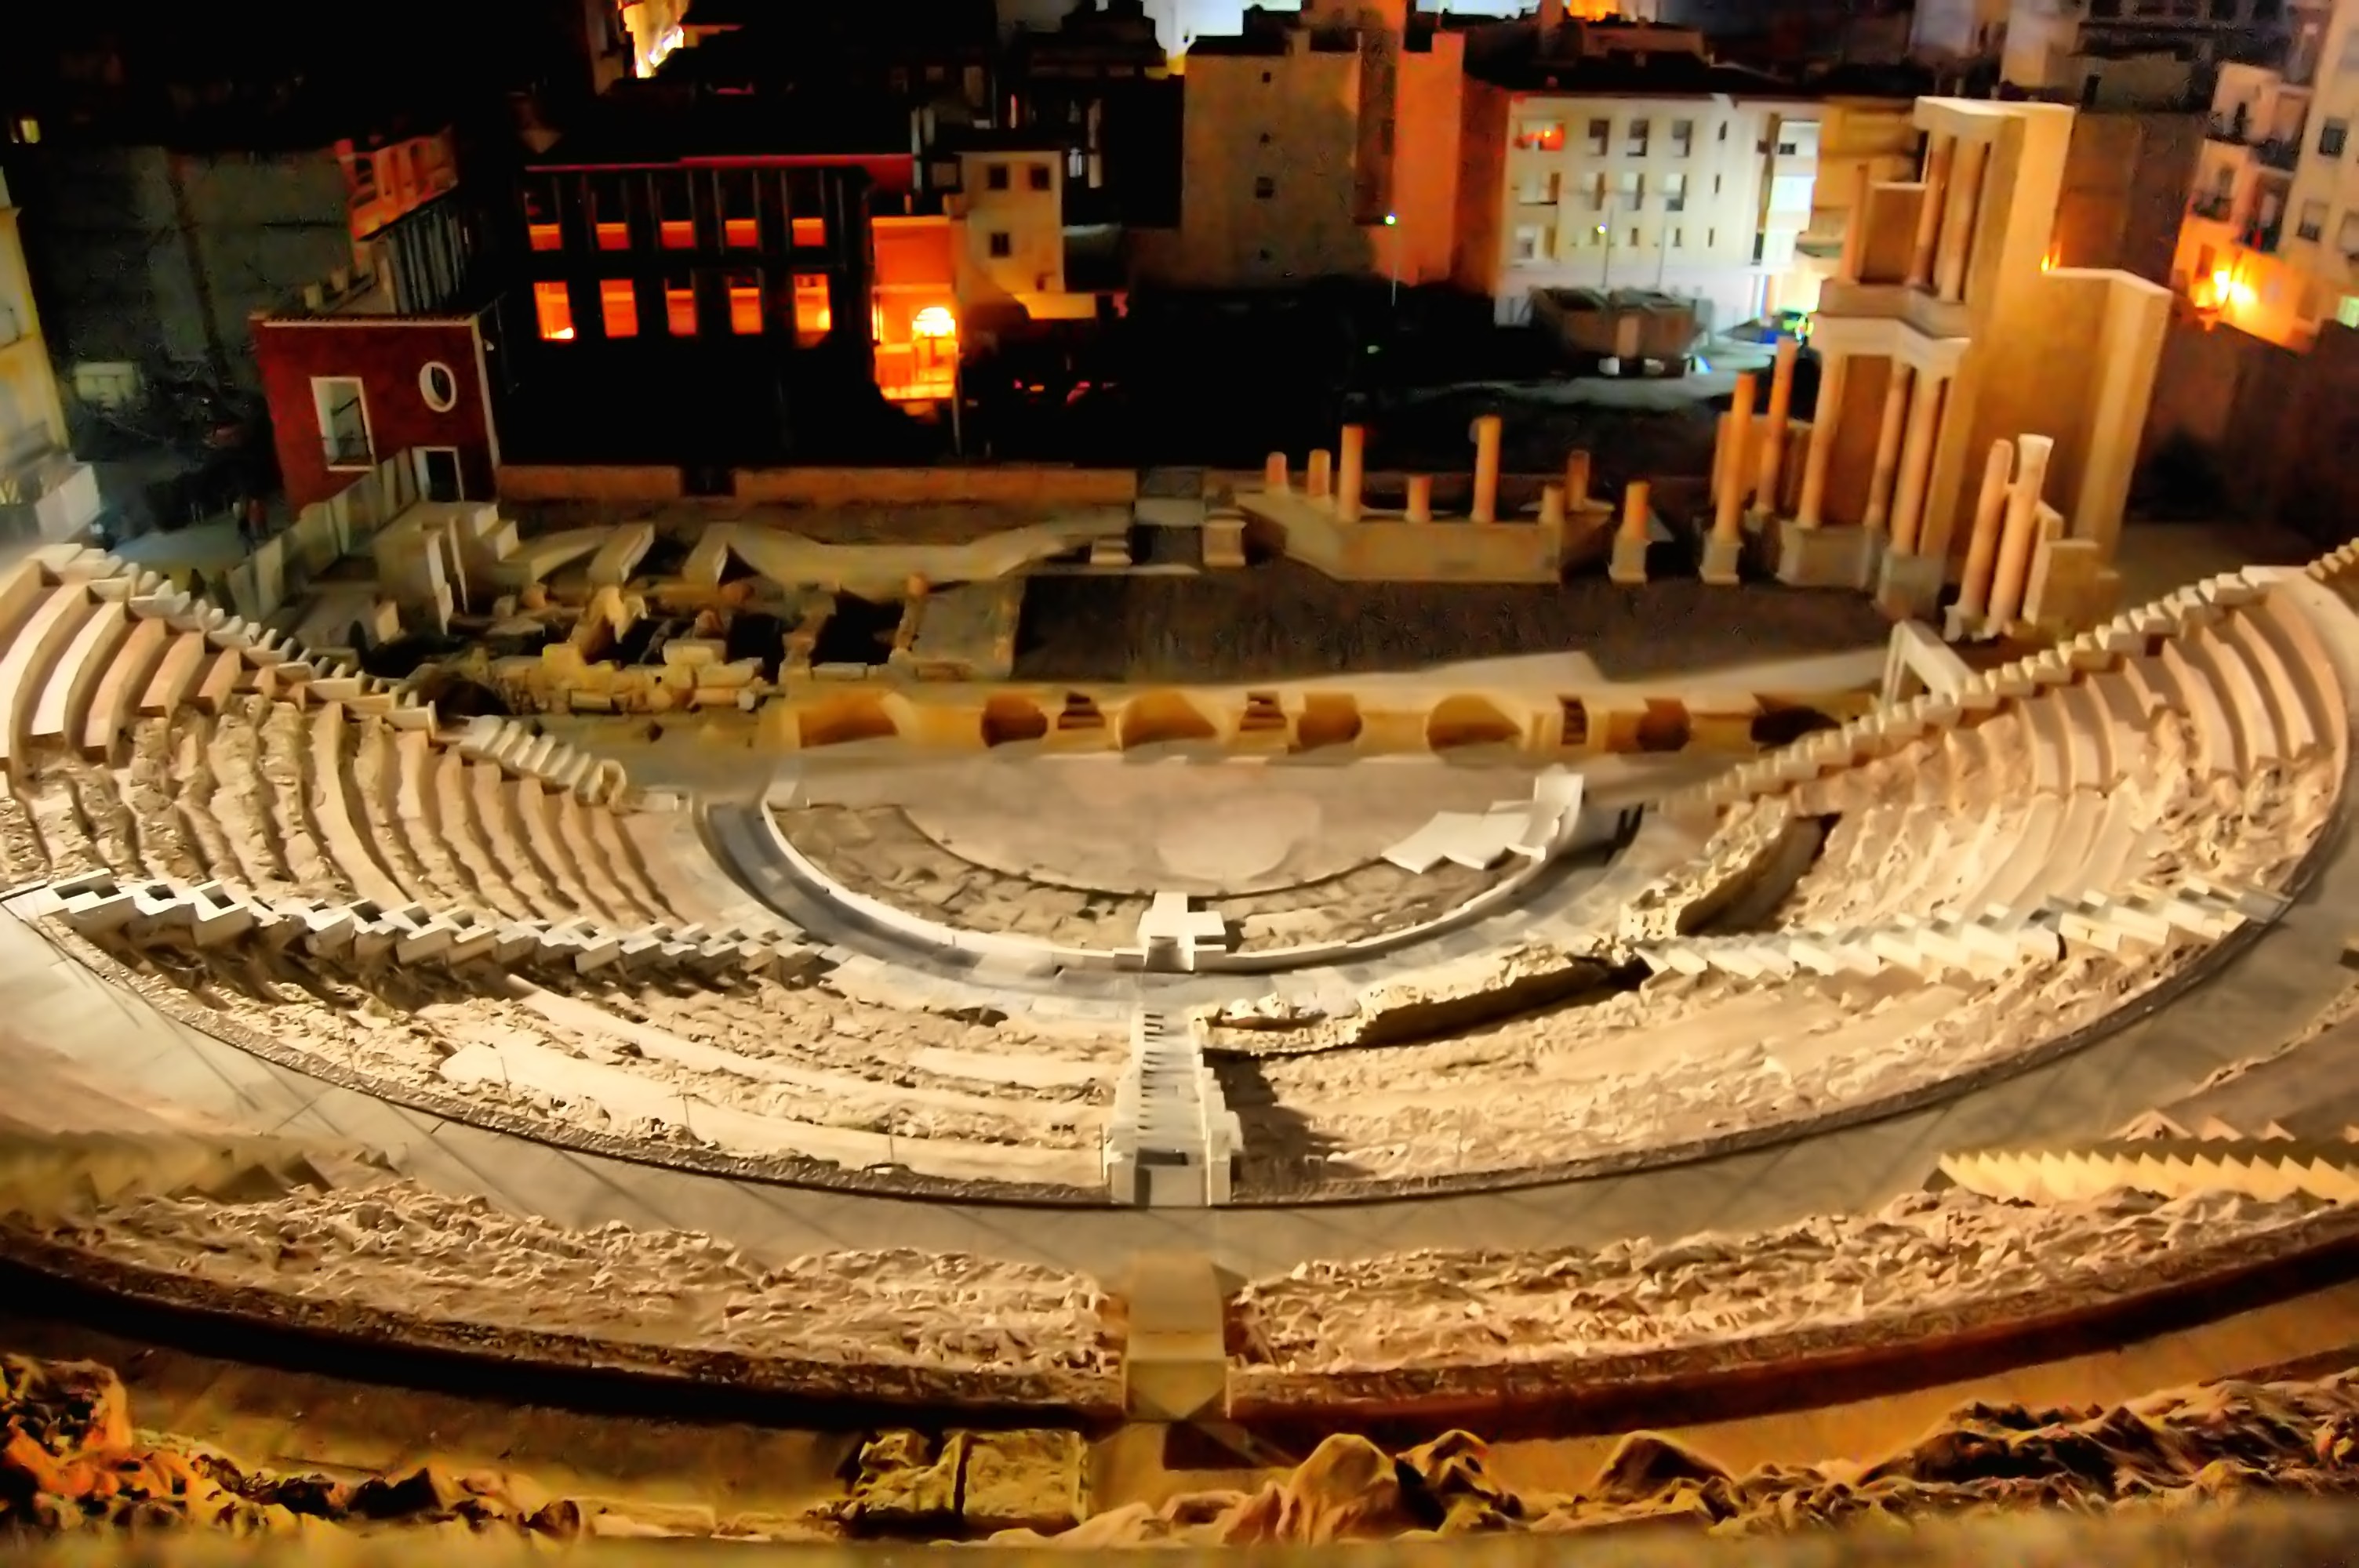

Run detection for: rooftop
[[527, 89, 915, 169]]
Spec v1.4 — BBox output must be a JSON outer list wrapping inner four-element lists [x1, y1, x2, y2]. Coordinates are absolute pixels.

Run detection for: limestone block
[[958, 1431, 1087, 1536], [662, 639, 725, 669], [840, 1432, 963, 1529]]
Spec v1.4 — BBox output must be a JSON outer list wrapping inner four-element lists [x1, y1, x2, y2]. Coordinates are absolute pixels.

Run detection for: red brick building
[[253, 308, 500, 508]]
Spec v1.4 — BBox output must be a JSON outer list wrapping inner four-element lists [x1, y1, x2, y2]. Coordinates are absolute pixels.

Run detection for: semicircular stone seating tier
[[0, 542, 2351, 1214], [1204, 567, 2356, 1198]]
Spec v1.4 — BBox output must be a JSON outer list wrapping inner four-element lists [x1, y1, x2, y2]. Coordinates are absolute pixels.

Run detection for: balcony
[[2259, 138, 2301, 172], [2190, 192, 2234, 221], [2241, 220, 2283, 253]]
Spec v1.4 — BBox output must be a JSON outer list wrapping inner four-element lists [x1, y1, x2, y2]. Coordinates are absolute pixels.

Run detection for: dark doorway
[[420, 448, 463, 503]]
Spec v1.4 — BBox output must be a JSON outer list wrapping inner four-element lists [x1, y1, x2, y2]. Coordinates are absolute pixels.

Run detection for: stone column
[[1907, 134, 1954, 291], [1406, 474, 1433, 522], [1263, 452, 1289, 492], [1795, 352, 1847, 529], [1933, 136, 1990, 305], [1862, 361, 1912, 534], [1710, 412, 1734, 506], [1539, 483, 1565, 529], [1836, 164, 1871, 285], [1886, 369, 1946, 555], [1988, 434, 2055, 627], [1307, 449, 1332, 503], [1714, 370, 1759, 539], [1471, 414, 1503, 524], [1336, 423, 1366, 523], [1610, 480, 1650, 584], [1956, 436, 2016, 622], [1756, 336, 1800, 517], [1564, 449, 1592, 510]]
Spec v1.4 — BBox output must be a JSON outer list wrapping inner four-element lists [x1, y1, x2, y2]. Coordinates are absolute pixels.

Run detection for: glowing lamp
[[1384, 212, 1398, 227], [550, 326, 576, 340], [912, 306, 958, 339]]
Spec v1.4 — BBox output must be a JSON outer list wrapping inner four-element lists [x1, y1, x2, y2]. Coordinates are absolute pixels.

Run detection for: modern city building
[[1004, 0, 1183, 230], [1135, 0, 1467, 289], [1454, 13, 1819, 331], [0, 162, 100, 544], [1922, 0, 2295, 106]]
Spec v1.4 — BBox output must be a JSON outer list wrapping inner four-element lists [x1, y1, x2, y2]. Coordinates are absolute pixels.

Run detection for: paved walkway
[[5, 760, 2354, 1284]]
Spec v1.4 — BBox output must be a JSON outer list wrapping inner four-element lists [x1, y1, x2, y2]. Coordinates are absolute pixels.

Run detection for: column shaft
[[1862, 361, 1912, 534], [1933, 138, 1990, 305], [1887, 370, 1946, 555], [1988, 434, 2055, 626], [1620, 480, 1651, 543], [1836, 164, 1871, 285], [1907, 135, 1954, 291], [1713, 371, 1759, 543], [1564, 449, 1592, 509], [1307, 449, 1332, 501], [1957, 436, 2016, 619], [1795, 352, 1847, 528], [1337, 423, 1366, 522], [1406, 474, 1433, 522], [1757, 336, 1800, 516], [1471, 415, 1503, 523], [1263, 452, 1289, 492]]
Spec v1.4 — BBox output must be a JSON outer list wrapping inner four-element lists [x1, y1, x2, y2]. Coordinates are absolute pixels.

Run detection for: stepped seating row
[[454, 716, 627, 805], [0, 554, 788, 946], [1940, 1137, 2359, 1206]]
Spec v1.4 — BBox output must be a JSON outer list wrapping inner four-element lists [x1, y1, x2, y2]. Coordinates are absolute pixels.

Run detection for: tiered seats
[[1940, 1138, 2359, 1206]]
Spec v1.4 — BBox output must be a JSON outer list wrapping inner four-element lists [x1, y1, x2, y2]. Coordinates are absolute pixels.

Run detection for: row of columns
[[1266, 416, 1602, 530], [1954, 431, 2055, 628], [1793, 350, 1951, 556], [1905, 130, 1990, 307]]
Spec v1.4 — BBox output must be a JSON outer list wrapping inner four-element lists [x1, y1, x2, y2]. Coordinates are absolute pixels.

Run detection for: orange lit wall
[[872, 217, 959, 401], [1390, 34, 1467, 286], [341, 129, 460, 242], [2171, 214, 2321, 351]]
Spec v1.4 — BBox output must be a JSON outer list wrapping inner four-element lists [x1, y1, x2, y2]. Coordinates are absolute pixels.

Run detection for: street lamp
[[1597, 223, 1613, 292], [1385, 212, 1401, 307]]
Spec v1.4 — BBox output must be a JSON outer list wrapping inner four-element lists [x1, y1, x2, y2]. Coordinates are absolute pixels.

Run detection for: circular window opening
[[419, 361, 459, 412]]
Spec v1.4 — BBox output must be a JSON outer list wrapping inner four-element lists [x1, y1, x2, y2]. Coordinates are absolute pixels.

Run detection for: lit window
[[792, 216, 827, 246], [654, 172, 696, 248], [1514, 120, 1565, 151], [1028, 165, 1052, 191], [600, 278, 638, 336], [9, 116, 40, 145], [591, 174, 630, 249], [988, 231, 1013, 258], [524, 179, 563, 252], [727, 274, 763, 335], [665, 278, 697, 336], [529, 222, 563, 252], [596, 220, 631, 250], [717, 169, 758, 247], [724, 216, 759, 247], [793, 274, 831, 345], [533, 281, 576, 340], [660, 217, 695, 248]]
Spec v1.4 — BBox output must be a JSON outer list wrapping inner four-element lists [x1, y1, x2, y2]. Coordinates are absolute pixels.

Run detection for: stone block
[[1874, 548, 1945, 620], [1776, 521, 1881, 590], [1122, 1251, 1227, 1423]]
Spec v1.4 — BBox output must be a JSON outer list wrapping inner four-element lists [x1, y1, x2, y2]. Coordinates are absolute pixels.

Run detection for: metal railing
[[321, 433, 373, 468]]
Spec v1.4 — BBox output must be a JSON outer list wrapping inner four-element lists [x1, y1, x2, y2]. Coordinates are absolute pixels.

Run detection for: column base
[[1874, 548, 1946, 620], [1700, 532, 1743, 586], [1775, 521, 1883, 591], [1609, 532, 1649, 585]]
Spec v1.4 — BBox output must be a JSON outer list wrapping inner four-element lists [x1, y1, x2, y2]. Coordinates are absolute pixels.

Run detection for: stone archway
[[980, 694, 1049, 746], [1750, 703, 1839, 750], [798, 694, 899, 748], [1293, 694, 1363, 752], [1634, 699, 1692, 753], [1118, 689, 1219, 750], [1426, 694, 1523, 751]]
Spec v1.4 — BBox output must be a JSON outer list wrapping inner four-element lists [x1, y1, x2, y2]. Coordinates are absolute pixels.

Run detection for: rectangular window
[[1027, 164, 1052, 191], [1670, 226, 1684, 249], [1510, 224, 1548, 263], [793, 273, 831, 345], [2300, 198, 2329, 241], [1627, 117, 1650, 156], [2323, 118, 2350, 156], [1615, 170, 1641, 209], [788, 170, 827, 246], [590, 174, 630, 251], [1776, 138, 1799, 155], [987, 162, 1011, 191], [988, 230, 1013, 258], [524, 180, 562, 252], [1630, 227, 1641, 247], [533, 279, 575, 340], [664, 278, 697, 336], [2340, 212, 2359, 252], [717, 169, 758, 248], [654, 174, 695, 249], [1587, 172, 1608, 211], [1254, 175, 1276, 198], [311, 377, 372, 468], [1670, 118, 1694, 158], [1707, 227, 1717, 248], [599, 278, 638, 337], [1514, 120, 1566, 151], [791, 216, 827, 247], [1518, 171, 1562, 205], [727, 273, 763, 335], [1663, 172, 1688, 212], [1585, 118, 1610, 157]]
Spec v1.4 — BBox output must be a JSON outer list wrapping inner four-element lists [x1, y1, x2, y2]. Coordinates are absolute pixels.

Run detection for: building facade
[[1998, 0, 2292, 105], [0, 163, 100, 543], [1136, 0, 1466, 289], [1455, 20, 1819, 331]]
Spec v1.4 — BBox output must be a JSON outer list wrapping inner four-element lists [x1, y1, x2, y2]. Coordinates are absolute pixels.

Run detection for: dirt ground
[[1013, 563, 1895, 685]]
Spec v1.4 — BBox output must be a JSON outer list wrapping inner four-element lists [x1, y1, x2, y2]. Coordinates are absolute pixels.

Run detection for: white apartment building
[[1456, 45, 1819, 332], [2168, 0, 2352, 348]]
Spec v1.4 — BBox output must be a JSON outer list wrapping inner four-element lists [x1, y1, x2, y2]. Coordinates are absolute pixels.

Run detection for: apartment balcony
[[2190, 192, 2234, 222], [2241, 220, 2284, 254], [2258, 137, 2302, 172], [2207, 114, 2253, 146]]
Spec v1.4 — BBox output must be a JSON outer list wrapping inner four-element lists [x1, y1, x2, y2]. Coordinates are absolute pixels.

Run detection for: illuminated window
[[664, 278, 697, 336], [8, 116, 38, 145], [792, 216, 827, 246], [654, 172, 696, 248], [533, 281, 576, 340], [793, 273, 831, 344], [523, 179, 562, 251], [1514, 120, 1565, 151], [600, 278, 639, 337], [717, 169, 758, 247], [591, 174, 630, 250], [727, 274, 763, 335]]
